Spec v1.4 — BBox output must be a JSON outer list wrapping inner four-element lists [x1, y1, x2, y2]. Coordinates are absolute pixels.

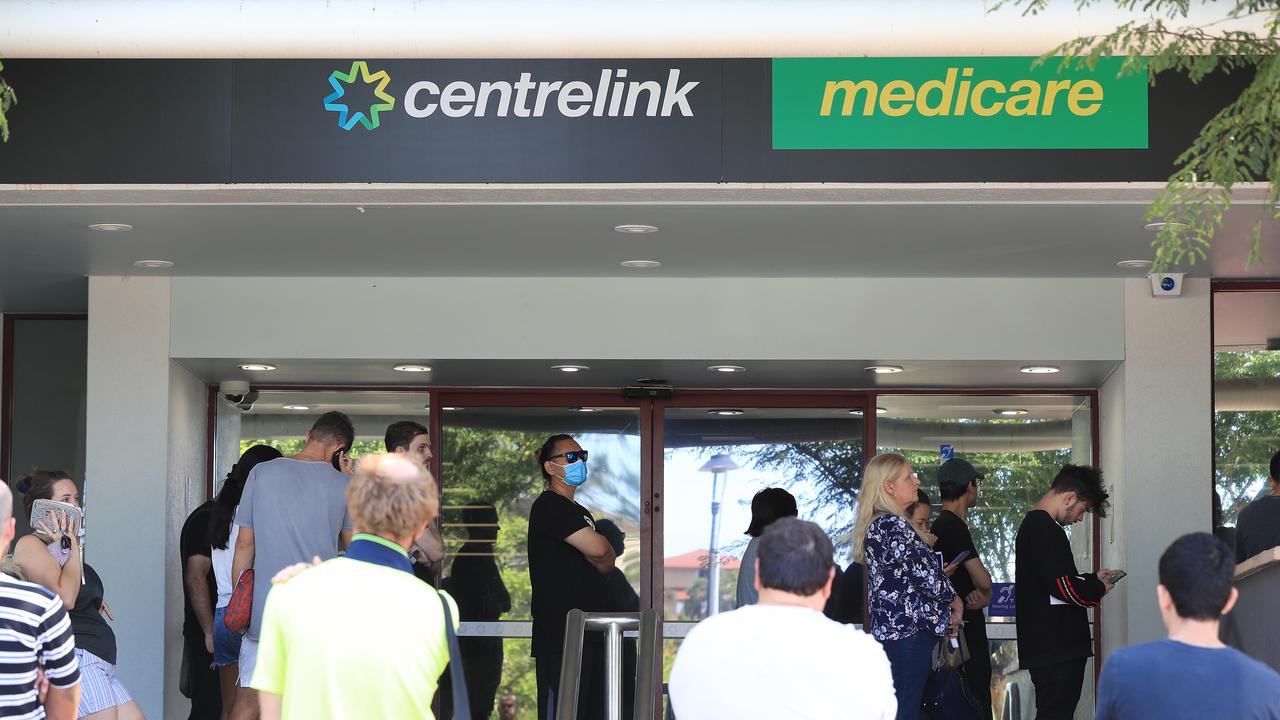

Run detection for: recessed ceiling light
[[707, 409, 744, 416], [441, 406, 461, 411], [1116, 259, 1154, 270], [551, 364, 590, 373], [614, 224, 659, 234], [707, 365, 746, 373], [282, 404, 312, 411], [620, 260, 662, 269], [239, 363, 277, 371], [88, 223, 133, 232], [573, 407, 599, 413], [864, 365, 904, 374], [1144, 221, 1188, 232], [1019, 365, 1061, 374], [133, 260, 174, 269], [994, 408, 1030, 416], [876, 407, 887, 415], [393, 364, 432, 373]]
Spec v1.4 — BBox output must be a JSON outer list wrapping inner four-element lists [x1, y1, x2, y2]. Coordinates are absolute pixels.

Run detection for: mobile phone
[[1109, 570, 1127, 583], [946, 550, 973, 567], [331, 448, 347, 471]]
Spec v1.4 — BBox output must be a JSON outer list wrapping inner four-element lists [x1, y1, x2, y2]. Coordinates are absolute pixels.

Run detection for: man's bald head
[[0, 482, 12, 524], [346, 453, 438, 541]]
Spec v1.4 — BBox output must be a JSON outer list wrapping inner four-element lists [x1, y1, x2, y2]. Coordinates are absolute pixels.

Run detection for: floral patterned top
[[865, 513, 955, 642]]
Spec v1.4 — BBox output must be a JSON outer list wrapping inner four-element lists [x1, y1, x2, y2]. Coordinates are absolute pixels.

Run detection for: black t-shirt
[[1015, 509, 1106, 669], [1235, 495, 1280, 564], [70, 562, 117, 664], [527, 490, 597, 657], [932, 509, 985, 626], [179, 501, 217, 640]]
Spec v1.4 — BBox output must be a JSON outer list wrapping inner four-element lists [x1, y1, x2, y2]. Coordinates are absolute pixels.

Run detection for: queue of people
[[5, 423, 1279, 720]]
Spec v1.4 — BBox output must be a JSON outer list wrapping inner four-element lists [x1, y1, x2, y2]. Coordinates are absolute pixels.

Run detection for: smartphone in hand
[[946, 550, 973, 568]]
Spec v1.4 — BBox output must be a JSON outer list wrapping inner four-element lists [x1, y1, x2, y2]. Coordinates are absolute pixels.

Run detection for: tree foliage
[[1214, 350, 1280, 525], [0, 60, 13, 143], [1001, 0, 1280, 271]]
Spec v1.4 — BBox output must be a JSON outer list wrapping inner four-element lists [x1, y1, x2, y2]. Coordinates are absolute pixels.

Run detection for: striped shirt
[[0, 575, 79, 719]]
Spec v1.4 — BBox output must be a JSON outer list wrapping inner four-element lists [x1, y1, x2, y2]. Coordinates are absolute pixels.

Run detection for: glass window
[[230, 390, 430, 483], [661, 406, 865, 620], [875, 395, 1095, 583]]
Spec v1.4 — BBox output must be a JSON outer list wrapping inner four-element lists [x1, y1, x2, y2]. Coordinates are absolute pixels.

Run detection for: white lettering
[[533, 80, 563, 117], [558, 81, 593, 117], [625, 80, 662, 116], [476, 81, 512, 117], [397, 69, 696, 121], [661, 69, 698, 117], [513, 72, 536, 117], [404, 80, 441, 118], [440, 81, 476, 118]]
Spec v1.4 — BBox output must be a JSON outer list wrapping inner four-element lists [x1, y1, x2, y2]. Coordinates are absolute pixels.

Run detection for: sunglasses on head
[[549, 450, 589, 463]]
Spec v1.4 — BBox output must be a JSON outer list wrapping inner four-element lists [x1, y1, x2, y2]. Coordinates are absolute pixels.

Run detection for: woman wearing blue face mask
[[527, 433, 618, 720]]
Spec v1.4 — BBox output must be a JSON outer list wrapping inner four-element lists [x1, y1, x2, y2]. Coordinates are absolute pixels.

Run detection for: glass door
[[653, 393, 868, 705], [436, 393, 645, 720]]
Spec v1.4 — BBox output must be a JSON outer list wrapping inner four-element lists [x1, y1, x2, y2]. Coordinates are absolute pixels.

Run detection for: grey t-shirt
[[1236, 494, 1280, 564], [236, 457, 353, 639]]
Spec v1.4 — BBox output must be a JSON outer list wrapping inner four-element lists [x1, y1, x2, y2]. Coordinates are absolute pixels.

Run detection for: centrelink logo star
[[323, 61, 395, 131]]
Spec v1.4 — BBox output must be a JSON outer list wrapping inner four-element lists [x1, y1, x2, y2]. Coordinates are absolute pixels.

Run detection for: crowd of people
[[1, 424, 1279, 719]]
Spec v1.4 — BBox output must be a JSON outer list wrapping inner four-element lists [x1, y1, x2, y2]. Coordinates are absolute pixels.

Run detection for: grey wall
[[169, 277, 1126, 362], [85, 277, 200, 719], [6, 317, 87, 536], [1100, 278, 1213, 653]]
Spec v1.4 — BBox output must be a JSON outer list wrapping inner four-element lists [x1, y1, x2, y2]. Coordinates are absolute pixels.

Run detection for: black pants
[[183, 632, 221, 720], [535, 643, 606, 720], [441, 637, 504, 720], [1028, 657, 1086, 720], [961, 620, 992, 716]]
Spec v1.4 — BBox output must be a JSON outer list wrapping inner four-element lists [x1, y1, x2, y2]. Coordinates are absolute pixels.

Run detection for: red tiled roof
[[663, 549, 741, 570]]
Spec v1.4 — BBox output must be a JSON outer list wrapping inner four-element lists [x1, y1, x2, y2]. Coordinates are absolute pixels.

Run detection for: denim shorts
[[212, 606, 243, 668]]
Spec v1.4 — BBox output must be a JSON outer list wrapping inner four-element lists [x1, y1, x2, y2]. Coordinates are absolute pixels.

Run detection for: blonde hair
[[347, 453, 439, 540], [852, 452, 925, 562]]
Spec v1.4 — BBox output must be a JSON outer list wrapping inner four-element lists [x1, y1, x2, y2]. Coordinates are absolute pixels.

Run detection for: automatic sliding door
[[439, 403, 642, 719]]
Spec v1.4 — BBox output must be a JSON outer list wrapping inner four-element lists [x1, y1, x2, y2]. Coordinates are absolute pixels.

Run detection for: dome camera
[[219, 379, 258, 412]]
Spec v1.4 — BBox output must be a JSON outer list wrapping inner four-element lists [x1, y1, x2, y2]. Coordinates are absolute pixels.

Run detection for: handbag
[[438, 590, 471, 720], [223, 569, 254, 635], [921, 633, 982, 720]]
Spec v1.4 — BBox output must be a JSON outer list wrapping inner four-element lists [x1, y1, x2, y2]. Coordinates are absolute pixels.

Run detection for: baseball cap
[[938, 458, 984, 497]]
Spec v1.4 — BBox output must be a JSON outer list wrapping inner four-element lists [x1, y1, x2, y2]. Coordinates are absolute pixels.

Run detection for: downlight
[[614, 224, 659, 234], [393, 364, 432, 373], [88, 223, 133, 232], [551, 364, 590, 373], [864, 365, 904, 374], [1019, 366, 1061, 375], [239, 364, 277, 372], [994, 408, 1029, 416]]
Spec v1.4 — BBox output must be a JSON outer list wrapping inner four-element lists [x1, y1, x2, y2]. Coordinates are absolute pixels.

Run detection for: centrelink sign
[[324, 61, 701, 131], [772, 57, 1148, 149]]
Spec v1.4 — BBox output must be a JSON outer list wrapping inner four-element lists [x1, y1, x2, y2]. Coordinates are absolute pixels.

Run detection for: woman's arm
[[13, 533, 82, 609]]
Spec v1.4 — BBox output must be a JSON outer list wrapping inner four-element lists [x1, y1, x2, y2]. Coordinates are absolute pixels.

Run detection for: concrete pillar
[[86, 276, 205, 718], [1100, 277, 1213, 655]]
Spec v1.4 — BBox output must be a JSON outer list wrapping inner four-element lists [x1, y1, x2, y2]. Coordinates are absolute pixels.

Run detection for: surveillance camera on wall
[[218, 379, 258, 412], [1148, 272, 1185, 297]]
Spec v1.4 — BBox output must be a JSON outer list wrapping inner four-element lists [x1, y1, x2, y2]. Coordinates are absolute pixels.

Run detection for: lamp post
[[698, 453, 739, 617]]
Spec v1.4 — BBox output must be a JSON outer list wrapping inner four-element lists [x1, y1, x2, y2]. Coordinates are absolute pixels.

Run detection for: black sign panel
[[0, 59, 1247, 184]]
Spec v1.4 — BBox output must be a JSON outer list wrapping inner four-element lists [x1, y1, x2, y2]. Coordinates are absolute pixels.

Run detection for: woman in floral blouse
[[854, 452, 963, 720]]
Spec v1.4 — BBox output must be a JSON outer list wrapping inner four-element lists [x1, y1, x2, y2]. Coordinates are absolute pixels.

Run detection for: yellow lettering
[[970, 79, 1005, 117], [1005, 79, 1041, 117], [916, 68, 958, 117], [821, 80, 878, 116], [954, 68, 975, 116], [1041, 80, 1071, 115], [879, 80, 915, 117], [1068, 80, 1103, 116]]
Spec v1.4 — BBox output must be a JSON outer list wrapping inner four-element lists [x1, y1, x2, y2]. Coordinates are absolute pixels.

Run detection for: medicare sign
[[772, 57, 1148, 150]]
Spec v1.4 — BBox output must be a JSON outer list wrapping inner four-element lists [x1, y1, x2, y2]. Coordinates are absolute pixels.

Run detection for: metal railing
[[556, 610, 660, 720]]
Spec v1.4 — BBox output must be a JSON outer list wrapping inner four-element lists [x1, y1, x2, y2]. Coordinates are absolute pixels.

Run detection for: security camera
[[1148, 272, 1185, 297], [218, 380, 258, 412]]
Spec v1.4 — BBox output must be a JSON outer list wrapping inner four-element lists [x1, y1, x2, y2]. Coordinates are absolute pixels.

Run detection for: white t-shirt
[[669, 603, 897, 720], [212, 517, 240, 608]]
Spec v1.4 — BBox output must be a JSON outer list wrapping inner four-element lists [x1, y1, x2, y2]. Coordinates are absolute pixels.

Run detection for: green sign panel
[[772, 57, 1148, 150]]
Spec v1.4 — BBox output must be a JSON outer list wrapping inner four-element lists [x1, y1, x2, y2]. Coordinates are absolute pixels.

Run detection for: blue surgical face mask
[[559, 460, 588, 487]]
